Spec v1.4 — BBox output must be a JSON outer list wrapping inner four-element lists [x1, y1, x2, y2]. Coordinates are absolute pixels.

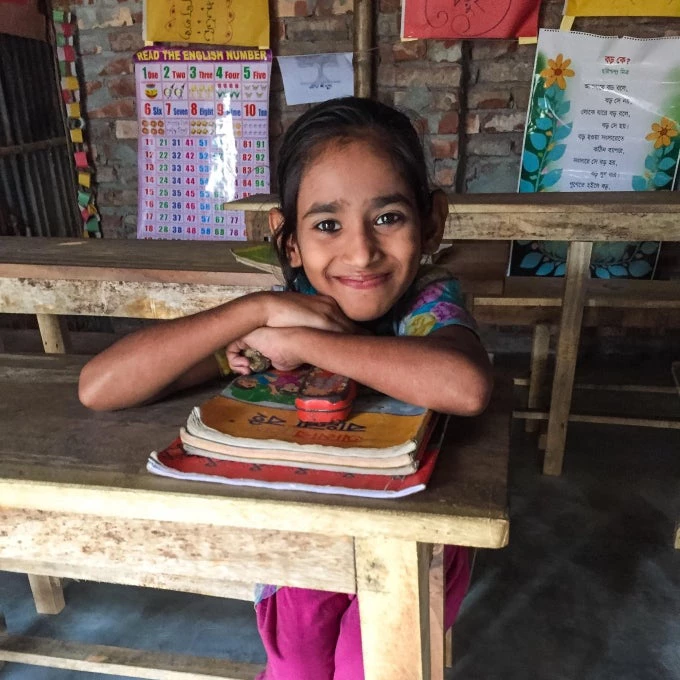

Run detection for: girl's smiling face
[[285, 140, 428, 322]]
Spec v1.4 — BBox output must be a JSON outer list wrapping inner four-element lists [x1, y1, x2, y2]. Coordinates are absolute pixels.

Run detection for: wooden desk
[[0, 354, 509, 679]]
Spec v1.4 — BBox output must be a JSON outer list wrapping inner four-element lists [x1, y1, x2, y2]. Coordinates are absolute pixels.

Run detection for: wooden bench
[[230, 191, 680, 479], [0, 237, 511, 679]]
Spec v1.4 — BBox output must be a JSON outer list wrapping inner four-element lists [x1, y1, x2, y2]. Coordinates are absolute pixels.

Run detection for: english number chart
[[134, 47, 272, 240]]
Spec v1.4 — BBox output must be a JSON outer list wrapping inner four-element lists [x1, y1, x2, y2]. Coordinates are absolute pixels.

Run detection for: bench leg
[[356, 537, 431, 680], [28, 575, 65, 615], [544, 241, 592, 476], [526, 324, 550, 433], [36, 314, 71, 354]]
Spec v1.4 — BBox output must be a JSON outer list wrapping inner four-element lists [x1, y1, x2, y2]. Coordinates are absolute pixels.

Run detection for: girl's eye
[[314, 219, 340, 233], [375, 212, 403, 226]]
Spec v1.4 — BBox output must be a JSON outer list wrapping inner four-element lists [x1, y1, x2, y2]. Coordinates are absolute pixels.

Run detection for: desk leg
[[526, 323, 551, 433], [36, 314, 71, 354], [544, 241, 592, 476], [28, 575, 65, 615], [356, 537, 431, 680], [674, 523, 680, 550], [428, 544, 445, 680]]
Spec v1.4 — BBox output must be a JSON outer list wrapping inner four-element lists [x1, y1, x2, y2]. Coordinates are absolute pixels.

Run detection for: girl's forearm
[[79, 293, 270, 411], [290, 328, 493, 416]]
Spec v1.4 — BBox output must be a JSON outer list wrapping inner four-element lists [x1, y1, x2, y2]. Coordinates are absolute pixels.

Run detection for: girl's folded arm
[[235, 325, 493, 416]]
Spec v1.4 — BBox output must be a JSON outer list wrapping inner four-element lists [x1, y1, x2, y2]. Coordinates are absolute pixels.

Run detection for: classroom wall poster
[[401, 0, 541, 39], [564, 0, 680, 16], [277, 53, 354, 106], [134, 47, 272, 241], [511, 29, 680, 279], [143, 0, 269, 47]]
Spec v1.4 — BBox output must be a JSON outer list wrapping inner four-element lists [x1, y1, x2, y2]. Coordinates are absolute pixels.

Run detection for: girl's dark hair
[[273, 96, 432, 287]]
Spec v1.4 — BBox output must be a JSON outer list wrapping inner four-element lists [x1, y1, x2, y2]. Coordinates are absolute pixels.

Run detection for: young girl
[[79, 96, 493, 679]]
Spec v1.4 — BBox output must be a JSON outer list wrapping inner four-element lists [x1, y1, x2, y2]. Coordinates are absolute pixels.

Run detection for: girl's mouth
[[333, 273, 391, 289]]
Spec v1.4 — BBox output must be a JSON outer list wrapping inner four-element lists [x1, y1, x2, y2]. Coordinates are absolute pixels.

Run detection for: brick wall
[[69, 0, 680, 238]]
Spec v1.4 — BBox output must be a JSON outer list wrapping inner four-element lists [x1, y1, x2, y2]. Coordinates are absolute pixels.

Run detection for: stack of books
[[148, 366, 447, 498]]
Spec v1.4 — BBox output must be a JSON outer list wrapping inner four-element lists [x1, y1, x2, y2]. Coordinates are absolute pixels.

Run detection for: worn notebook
[[186, 367, 434, 461], [148, 417, 448, 499]]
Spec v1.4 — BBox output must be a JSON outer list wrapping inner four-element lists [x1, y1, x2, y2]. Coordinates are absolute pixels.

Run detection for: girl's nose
[[346, 225, 381, 267]]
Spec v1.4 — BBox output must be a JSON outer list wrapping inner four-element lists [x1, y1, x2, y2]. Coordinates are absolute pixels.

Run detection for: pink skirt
[[255, 545, 470, 680]]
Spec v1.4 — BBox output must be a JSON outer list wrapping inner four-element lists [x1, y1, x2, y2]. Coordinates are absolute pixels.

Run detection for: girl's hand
[[227, 327, 304, 374], [264, 292, 357, 333]]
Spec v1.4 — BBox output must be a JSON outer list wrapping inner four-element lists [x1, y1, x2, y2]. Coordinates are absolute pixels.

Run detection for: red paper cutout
[[402, 0, 540, 39], [74, 151, 88, 168]]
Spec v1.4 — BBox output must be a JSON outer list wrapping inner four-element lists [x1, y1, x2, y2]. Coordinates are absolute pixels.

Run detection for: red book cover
[[148, 417, 448, 499], [401, 0, 541, 40]]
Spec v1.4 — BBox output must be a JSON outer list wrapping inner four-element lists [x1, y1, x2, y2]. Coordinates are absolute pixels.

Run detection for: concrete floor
[[1, 353, 679, 679]]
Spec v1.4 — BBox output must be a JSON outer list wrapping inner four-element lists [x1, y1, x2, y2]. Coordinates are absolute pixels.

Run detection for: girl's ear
[[422, 189, 448, 255], [268, 208, 302, 268]]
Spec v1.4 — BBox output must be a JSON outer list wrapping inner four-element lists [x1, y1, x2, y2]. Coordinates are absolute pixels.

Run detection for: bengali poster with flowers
[[510, 29, 680, 279]]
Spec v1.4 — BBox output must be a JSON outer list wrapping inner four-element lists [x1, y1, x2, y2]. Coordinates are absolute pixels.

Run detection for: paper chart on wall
[[277, 53, 353, 106], [143, 0, 270, 47], [511, 29, 680, 279], [134, 47, 271, 241], [564, 0, 680, 16], [401, 0, 541, 39]]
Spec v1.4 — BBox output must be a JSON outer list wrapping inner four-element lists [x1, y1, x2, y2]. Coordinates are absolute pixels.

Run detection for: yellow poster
[[565, 0, 680, 16], [144, 0, 269, 47]]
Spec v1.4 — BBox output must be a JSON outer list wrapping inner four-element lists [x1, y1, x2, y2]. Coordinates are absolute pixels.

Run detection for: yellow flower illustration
[[540, 54, 575, 90], [645, 117, 678, 149], [405, 313, 436, 337]]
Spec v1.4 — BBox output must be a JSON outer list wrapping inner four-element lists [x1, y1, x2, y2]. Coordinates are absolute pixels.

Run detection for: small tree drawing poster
[[511, 29, 680, 279]]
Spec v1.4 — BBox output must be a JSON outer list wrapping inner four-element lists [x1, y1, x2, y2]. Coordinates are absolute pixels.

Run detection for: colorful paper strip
[[564, 0, 680, 16], [74, 151, 88, 169], [70, 128, 83, 144]]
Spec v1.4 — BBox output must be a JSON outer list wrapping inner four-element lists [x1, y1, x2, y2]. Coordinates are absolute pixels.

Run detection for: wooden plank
[[675, 523, 680, 550], [0, 635, 263, 680], [356, 537, 431, 680], [514, 377, 678, 395], [0, 238, 276, 280], [0, 279, 269, 318], [428, 544, 445, 680], [526, 324, 550, 434], [515, 409, 680, 430], [544, 241, 593, 476], [226, 192, 680, 241], [0, 508, 356, 594], [27, 575, 65, 615], [5, 560, 254, 601]]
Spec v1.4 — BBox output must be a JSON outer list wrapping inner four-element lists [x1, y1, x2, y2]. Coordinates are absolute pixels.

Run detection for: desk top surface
[[0, 354, 510, 548]]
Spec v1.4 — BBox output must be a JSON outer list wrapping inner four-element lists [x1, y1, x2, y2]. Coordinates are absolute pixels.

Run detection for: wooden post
[[36, 314, 71, 353], [674, 523, 680, 550], [356, 537, 431, 680], [428, 544, 445, 680], [28, 575, 65, 615], [543, 241, 592, 475], [525, 323, 550, 433], [353, 0, 373, 98]]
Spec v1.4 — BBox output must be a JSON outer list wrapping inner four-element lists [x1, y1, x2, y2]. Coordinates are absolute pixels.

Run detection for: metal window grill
[[0, 31, 80, 237]]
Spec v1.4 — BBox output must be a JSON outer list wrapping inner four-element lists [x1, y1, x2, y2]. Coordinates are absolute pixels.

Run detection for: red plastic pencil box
[[295, 367, 356, 423]]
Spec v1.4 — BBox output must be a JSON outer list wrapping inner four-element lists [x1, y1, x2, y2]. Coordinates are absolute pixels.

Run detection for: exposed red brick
[[295, 0, 308, 16], [89, 99, 136, 119], [392, 40, 426, 62], [438, 111, 459, 134], [431, 137, 459, 160], [108, 75, 136, 97], [99, 57, 133, 76], [85, 80, 103, 95], [108, 28, 144, 53]]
